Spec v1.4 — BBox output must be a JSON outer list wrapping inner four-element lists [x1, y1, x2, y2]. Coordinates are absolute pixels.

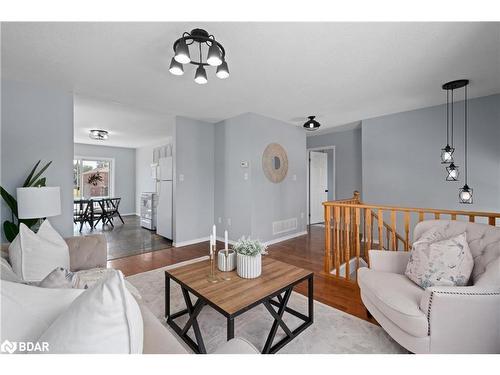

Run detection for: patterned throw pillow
[[405, 232, 474, 288]]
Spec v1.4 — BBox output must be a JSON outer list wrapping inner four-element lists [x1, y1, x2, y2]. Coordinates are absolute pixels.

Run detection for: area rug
[[126, 257, 406, 354]]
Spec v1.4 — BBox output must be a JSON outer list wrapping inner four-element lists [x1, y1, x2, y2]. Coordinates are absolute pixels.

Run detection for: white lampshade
[[17, 187, 61, 219]]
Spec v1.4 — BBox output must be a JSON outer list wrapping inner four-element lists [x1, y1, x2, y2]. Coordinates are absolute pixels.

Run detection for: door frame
[[306, 146, 335, 226]]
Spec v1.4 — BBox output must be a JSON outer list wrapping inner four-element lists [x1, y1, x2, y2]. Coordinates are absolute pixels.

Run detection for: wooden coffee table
[[164, 257, 314, 354]]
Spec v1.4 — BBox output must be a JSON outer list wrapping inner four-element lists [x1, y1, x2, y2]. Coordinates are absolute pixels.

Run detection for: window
[[73, 158, 113, 199]]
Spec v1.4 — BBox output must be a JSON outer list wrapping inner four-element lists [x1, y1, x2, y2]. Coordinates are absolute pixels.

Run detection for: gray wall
[[173, 116, 215, 245], [215, 113, 307, 243], [74, 143, 136, 215], [362, 94, 500, 213], [307, 126, 362, 200], [1, 80, 74, 240]]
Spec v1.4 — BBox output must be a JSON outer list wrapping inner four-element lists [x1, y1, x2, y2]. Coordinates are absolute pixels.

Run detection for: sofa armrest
[[65, 235, 107, 271], [368, 250, 410, 274], [420, 286, 500, 353], [213, 337, 259, 354]]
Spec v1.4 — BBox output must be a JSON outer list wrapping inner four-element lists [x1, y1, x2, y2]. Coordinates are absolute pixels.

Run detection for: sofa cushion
[[413, 220, 500, 285], [39, 270, 143, 354], [0, 257, 22, 283], [405, 233, 473, 288], [8, 220, 70, 282], [358, 267, 428, 337]]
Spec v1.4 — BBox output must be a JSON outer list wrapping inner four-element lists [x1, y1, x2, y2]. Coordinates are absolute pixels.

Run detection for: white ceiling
[[2, 22, 499, 133], [74, 95, 173, 148]]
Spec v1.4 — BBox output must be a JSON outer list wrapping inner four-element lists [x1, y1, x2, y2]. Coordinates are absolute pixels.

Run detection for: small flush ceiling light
[[303, 116, 320, 131], [174, 38, 191, 64], [169, 58, 184, 76], [207, 42, 223, 66], [170, 28, 228, 84], [216, 61, 230, 79], [89, 130, 109, 141], [194, 65, 208, 84], [446, 162, 459, 181]]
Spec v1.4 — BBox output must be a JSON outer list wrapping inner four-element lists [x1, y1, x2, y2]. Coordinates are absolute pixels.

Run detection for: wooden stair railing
[[323, 191, 500, 282]]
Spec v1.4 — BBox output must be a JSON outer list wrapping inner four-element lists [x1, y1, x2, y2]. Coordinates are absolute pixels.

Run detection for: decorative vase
[[217, 249, 236, 272], [236, 253, 262, 279]]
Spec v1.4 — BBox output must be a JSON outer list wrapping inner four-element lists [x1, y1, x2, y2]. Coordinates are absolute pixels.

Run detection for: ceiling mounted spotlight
[[170, 28, 229, 84], [303, 116, 321, 131], [89, 129, 109, 141]]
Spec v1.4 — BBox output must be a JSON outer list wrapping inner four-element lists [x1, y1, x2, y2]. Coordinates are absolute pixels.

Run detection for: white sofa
[[358, 220, 500, 354], [1, 234, 258, 354]]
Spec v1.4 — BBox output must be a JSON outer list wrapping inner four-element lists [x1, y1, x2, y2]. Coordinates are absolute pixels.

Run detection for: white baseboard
[[216, 236, 237, 246], [263, 230, 308, 246], [173, 236, 210, 248], [122, 212, 137, 217]]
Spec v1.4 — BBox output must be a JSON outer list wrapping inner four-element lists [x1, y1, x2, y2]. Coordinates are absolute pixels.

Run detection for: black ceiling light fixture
[[169, 28, 229, 84], [446, 162, 460, 181], [459, 83, 473, 204], [303, 116, 320, 131], [89, 129, 109, 141], [441, 80, 468, 165]]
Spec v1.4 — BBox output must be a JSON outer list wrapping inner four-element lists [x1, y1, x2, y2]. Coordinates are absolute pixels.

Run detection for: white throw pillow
[[8, 220, 70, 282], [0, 257, 22, 283], [39, 269, 143, 354], [0, 280, 83, 350], [405, 232, 474, 288]]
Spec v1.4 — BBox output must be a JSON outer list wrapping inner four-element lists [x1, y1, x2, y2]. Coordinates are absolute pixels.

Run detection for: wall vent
[[272, 218, 298, 235]]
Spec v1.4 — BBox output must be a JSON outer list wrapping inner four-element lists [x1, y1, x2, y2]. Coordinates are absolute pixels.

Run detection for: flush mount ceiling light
[[89, 129, 109, 141], [303, 116, 320, 131], [170, 28, 229, 84]]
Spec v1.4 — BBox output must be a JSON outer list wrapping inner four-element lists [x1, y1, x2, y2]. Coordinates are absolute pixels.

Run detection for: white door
[[309, 151, 328, 224], [157, 181, 172, 239]]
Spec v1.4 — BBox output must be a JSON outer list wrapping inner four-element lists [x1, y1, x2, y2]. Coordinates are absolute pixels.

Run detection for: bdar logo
[[1, 340, 17, 354]]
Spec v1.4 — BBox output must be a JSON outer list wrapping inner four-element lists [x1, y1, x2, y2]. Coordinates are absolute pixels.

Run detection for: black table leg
[[165, 273, 170, 319], [227, 318, 234, 341]]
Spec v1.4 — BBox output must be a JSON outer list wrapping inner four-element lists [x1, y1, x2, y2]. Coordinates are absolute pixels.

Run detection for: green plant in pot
[[233, 237, 267, 279], [0, 160, 52, 242]]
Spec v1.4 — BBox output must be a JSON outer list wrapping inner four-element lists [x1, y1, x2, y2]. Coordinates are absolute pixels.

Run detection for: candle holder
[[217, 249, 235, 280], [207, 243, 220, 283]]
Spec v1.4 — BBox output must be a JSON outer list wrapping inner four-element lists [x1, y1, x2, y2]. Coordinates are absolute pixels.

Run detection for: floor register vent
[[272, 218, 298, 235]]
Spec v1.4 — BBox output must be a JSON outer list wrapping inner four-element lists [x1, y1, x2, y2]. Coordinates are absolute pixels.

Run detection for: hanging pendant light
[[459, 83, 473, 204], [446, 162, 459, 181], [174, 38, 191, 64], [207, 41, 223, 66], [216, 61, 230, 79], [194, 65, 208, 84], [169, 58, 184, 76], [440, 89, 454, 164]]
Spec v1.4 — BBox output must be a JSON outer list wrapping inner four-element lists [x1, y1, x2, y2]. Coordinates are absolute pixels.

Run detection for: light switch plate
[[240, 161, 249, 168]]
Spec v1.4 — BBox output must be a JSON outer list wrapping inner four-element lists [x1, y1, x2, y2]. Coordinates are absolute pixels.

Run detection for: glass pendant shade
[[216, 61, 229, 79], [459, 184, 473, 204], [194, 65, 208, 84], [207, 43, 223, 66], [440, 144, 454, 164], [446, 163, 459, 181], [169, 58, 184, 76], [174, 39, 190, 64]]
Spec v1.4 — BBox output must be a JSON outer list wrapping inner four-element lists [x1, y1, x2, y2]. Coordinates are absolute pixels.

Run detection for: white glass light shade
[[194, 65, 208, 84], [216, 61, 229, 79], [207, 43, 222, 66], [174, 39, 190, 64], [169, 58, 184, 75]]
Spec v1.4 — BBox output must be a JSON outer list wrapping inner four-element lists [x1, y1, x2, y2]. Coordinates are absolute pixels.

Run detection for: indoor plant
[[233, 237, 267, 279], [0, 160, 52, 242]]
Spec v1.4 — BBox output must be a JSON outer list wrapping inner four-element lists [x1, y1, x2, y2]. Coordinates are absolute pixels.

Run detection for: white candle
[[224, 230, 228, 253], [213, 224, 217, 245], [209, 234, 213, 256]]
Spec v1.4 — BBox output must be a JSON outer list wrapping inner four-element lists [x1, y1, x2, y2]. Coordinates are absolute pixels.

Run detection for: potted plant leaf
[[0, 160, 52, 242], [233, 237, 268, 279]]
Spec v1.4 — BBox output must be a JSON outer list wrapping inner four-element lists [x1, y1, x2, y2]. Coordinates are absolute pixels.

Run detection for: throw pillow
[[38, 269, 143, 354], [37, 267, 75, 289], [0, 257, 22, 283], [405, 232, 474, 288], [8, 220, 70, 282]]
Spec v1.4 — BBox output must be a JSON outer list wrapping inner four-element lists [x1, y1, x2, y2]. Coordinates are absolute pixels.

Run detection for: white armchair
[[358, 220, 500, 354]]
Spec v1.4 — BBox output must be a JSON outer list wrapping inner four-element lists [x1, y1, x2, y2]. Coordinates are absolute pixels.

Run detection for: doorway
[[307, 147, 335, 225]]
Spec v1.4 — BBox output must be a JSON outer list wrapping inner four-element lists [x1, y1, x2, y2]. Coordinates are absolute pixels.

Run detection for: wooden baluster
[[378, 209, 384, 250], [469, 215, 475, 223], [434, 213, 440, 220], [324, 205, 332, 273], [451, 214, 457, 220], [334, 206, 341, 277], [345, 208, 350, 280], [418, 211, 424, 222], [489, 217, 496, 226], [391, 210, 397, 251], [404, 212, 410, 251], [366, 208, 372, 253], [355, 208, 361, 280]]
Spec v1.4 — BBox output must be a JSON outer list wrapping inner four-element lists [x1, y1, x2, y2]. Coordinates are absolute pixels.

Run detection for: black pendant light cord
[[446, 90, 449, 144], [464, 85, 468, 184], [451, 89, 454, 147]]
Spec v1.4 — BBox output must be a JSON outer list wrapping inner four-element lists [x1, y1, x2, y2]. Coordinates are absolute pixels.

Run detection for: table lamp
[[16, 186, 61, 221]]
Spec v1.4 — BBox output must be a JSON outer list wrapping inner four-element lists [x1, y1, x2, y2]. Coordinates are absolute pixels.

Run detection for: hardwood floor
[[109, 225, 372, 322]]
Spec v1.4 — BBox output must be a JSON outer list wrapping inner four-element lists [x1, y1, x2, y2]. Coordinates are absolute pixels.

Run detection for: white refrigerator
[[156, 156, 173, 240]]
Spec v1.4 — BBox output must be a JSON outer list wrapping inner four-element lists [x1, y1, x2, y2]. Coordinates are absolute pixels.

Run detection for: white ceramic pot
[[217, 249, 236, 272], [236, 253, 262, 279]]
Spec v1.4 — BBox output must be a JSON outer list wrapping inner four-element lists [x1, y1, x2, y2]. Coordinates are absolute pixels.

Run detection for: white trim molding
[[263, 230, 308, 246], [173, 236, 210, 248]]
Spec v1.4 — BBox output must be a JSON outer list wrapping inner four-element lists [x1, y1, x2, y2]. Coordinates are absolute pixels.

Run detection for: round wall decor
[[262, 143, 288, 183]]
